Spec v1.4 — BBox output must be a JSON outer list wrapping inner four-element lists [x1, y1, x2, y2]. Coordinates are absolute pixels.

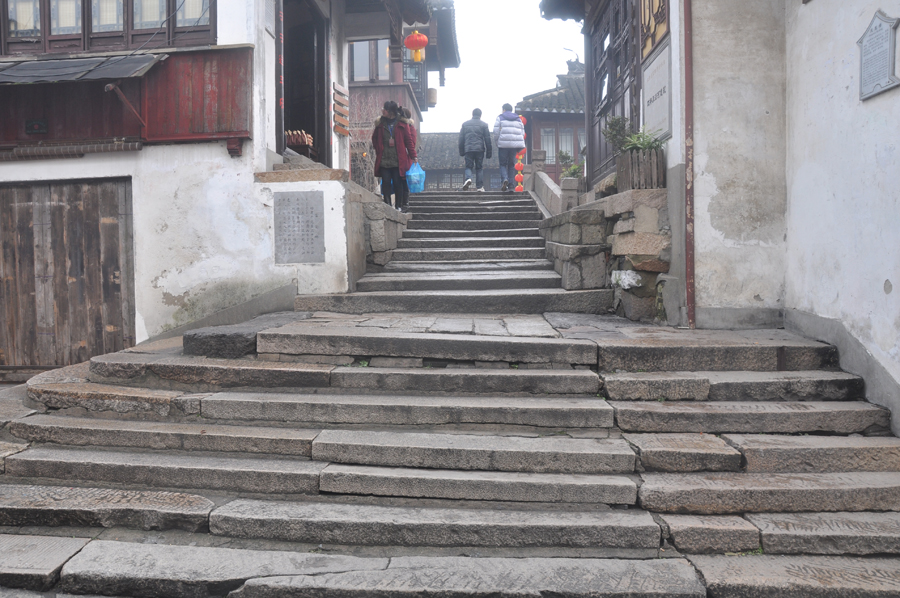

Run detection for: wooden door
[[0, 179, 135, 367]]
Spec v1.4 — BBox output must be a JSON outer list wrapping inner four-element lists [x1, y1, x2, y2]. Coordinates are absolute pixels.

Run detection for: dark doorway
[[284, 0, 331, 166]]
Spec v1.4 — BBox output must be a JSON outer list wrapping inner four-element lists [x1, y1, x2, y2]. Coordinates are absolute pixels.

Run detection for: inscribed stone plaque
[[642, 38, 672, 140], [274, 191, 326, 264], [858, 11, 900, 100]]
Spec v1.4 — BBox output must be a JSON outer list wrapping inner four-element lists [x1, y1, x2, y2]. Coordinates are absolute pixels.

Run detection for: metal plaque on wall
[[642, 38, 672, 140], [858, 11, 900, 101], [274, 191, 326, 264]]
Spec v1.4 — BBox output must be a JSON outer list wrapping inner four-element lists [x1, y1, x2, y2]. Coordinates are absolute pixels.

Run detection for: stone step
[[355, 271, 561, 292], [200, 392, 615, 428], [56, 542, 705, 598], [408, 201, 537, 209], [0, 483, 214, 531], [610, 401, 890, 434], [210, 499, 660, 551], [257, 325, 596, 364], [294, 289, 613, 315], [659, 514, 761, 554], [329, 367, 601, 394], [389, 247, 547, 261], [407, 205, 540, 214], [382, 259, 553, 272], [9, 414, 318, 456], [639, 471, 900, 514], [5, 446, 326, 494], [396, 236, 545, 249], [603, 370, 864, 401], [406, 219, 542, 230], [0, 533, 90, 592], [401, 228, 541, 238], [690, 554, 900, 596], [320, 464, 638, 504], [722, 434, 900, 472], [26, 380, 190, 417], [622, 433, 742, 473], [311, 430, 635, 474], [412, 211, 543, 221], [747, 512, 900, 555]]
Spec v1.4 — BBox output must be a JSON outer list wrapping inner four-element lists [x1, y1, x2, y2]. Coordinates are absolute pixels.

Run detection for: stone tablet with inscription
[[274, 191, 326, 264], [858, 11, 900, 100]]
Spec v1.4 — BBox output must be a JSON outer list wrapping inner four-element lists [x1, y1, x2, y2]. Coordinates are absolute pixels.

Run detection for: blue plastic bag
[[406, 162, 426, 194]]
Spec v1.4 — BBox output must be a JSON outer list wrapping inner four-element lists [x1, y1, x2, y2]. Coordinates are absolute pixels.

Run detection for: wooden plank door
[[0, 179, 134, 367]]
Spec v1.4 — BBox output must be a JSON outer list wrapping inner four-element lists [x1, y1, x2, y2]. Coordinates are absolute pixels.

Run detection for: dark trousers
[[498, 147, 522, 186], [464, 151, 485, 188], [380, 167, 406, 209]]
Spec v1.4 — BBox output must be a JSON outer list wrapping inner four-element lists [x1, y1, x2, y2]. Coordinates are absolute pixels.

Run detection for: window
[[350, 39, 391, 83], [559, 127, 574, 162], [2, 0, 215, 55], [541, 128, 557, 164], [577, 128, 586, 155]]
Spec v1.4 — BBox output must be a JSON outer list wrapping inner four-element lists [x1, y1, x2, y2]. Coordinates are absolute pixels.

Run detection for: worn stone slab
[[368, 357, 424, 368], [10, 414, 318, 456], [201, 392, 615, 428], [748, 512, 900, 556], [660, 515, 759, 554], [6, 446, 326, 494], [391, 248, 547, 262], [604, 372, 710, 401], [724, 434, 900, 473], [640, 472, 900, 514], [255, 168, 350, 183], [623, 433, 741, 472], [0, 484, 213, 531], [331, 367, 601, 395], [690, 554, 900, 597], [294, 289, 614, 315], [26, 382, 186, 417], [604, 189, 668, 217], [0, 384, 35, 426], [706, 370, 865, 401], [183, 311, 312, 358], [312, 430, 635, 474], [0, 441, 27, 473], [258, 324, 594, 364], [233, 556, 704, 598], [473, 318, 510, 336], [321, 464, 637, 504], [407, 219, 543, 231], [502, 317, 560, 338], [211, 499, 659, 548], [611, 401, 890, 434], [0, 534, 90, 591], [58, 540, 386, 598], [89, 353, 334, 389]]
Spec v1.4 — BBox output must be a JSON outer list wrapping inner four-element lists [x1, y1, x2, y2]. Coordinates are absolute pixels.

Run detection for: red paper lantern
[[516, 149, 526, 159], [514, 162, 524, 171], [520, 116, 527, 125], [404, 30, 428, 62], [515, 174, 524, 183]]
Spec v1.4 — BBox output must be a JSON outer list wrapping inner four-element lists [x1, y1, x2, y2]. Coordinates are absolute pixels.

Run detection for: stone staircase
[[0, 191, 899, 596]]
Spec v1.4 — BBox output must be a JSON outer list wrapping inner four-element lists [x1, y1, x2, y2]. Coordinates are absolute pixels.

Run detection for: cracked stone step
[[9, 414, 318, 456], [690, 554, 900, 597], [26, 381, 189, 417], [210, 499, 660, 550], [311, 430, 635, 474], [330, 367, 601, 394], [200, 392, 615, 428], [0, 534, 91, 592], [610, 401, 890, 434], [598, 342, 838, 372], [383, 259, 552, 271], [622, 433, 742, 472], [412, 211, 543, 221], [639, 472, 900, 514], [257, 325, 595, 364], [0, 484, 214, 531], [603, 370, 865, 401], [659, 514, 760, 554], [57, 540, 385, 598], [5, 446, 326, 494], [408, 199, 536, 207], [294, 289, 613, 315], [722, 434, 900, 473], [389, 248, 547, 261], [401, 229, 541, 239], [320, 464, 637, 504], [747, 512, 900, 555], [355, 271, 562, 292], [406, 219, 543, 231], [396, 237, 546, 249], [89, 353, 333, 389]]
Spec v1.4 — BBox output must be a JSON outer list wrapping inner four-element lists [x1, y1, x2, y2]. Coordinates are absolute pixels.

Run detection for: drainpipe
[[683, 0, 696, 329], [275, 0, 285, 155]]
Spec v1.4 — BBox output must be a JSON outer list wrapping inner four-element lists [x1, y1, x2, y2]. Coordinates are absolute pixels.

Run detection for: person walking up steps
[[458, 108, 492, 191], [493, 103, 525, 192], [372, 100, 417, 211]]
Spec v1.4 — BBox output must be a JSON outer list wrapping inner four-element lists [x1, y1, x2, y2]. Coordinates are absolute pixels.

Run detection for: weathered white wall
[[691, 0, 787, 311], [216, 0, 254, 45], [785, 0, 900, 386]]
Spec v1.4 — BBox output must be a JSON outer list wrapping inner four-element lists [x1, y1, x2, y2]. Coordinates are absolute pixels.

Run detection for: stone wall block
[[612, 232, 671, 257], [561, 261, 583, 290], [606, 189, 668, 217], [627, 255, 671, 273], [613, 219, 636, 235], [621, 291, 657, 321], [581, 252, 608, 289], [363, 202, 387, 221], [560, 223, 582, 244], [634, 205, 660, 233], [581, 224, 606, 245]]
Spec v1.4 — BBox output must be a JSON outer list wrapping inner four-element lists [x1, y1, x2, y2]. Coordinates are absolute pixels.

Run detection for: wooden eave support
[[104, 81, 147, 128]]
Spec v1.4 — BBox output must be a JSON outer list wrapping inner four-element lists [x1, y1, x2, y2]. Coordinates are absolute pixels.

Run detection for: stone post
[[532, 150, 546, 173], [560, 178, 580, 212]]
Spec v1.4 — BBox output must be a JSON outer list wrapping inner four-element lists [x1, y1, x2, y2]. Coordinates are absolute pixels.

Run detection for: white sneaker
[[476, 187, 485, 192], [462, 179, 472, 191]]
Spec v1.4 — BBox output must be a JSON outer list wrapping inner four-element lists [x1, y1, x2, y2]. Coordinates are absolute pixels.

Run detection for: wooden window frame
[[349, 39, 390, 83], [1, 0, 215, 56]]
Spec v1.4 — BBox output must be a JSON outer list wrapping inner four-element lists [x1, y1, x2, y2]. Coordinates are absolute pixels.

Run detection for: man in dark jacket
[[458, 108, 492, 191]]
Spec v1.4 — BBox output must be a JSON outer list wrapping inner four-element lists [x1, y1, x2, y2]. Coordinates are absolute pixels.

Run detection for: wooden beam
[[334, 114, 350, 128], [333, 92, 350, 107], [333, 103, 350, 117], [333, 124, 351, 137]]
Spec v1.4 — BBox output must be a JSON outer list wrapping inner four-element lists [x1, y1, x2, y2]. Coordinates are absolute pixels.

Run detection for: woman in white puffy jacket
[[493, 104, 526, 191]]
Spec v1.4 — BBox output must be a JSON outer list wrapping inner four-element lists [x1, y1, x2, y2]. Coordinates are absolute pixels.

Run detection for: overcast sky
[[419, 0, 585, 133]]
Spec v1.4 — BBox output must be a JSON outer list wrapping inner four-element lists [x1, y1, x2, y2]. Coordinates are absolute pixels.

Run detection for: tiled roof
[[516, 61, 585, 115], [417, 132, 500, 170]]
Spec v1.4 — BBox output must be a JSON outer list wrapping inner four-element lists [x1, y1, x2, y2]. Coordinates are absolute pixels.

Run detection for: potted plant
[[602, 117, 666, 192]]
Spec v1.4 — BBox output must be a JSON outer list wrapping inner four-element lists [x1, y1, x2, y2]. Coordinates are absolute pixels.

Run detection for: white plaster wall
[[691, 0, 787, 310], [331, 0, 351, 171], [216, 0, 254, 45], [785, 0, 900, 383], [666, 1, 684, 167]]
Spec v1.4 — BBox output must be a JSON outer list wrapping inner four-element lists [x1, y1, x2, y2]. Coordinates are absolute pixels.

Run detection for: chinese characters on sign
[[274, 191, 326, 264], [858, 11, 900, 101]]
